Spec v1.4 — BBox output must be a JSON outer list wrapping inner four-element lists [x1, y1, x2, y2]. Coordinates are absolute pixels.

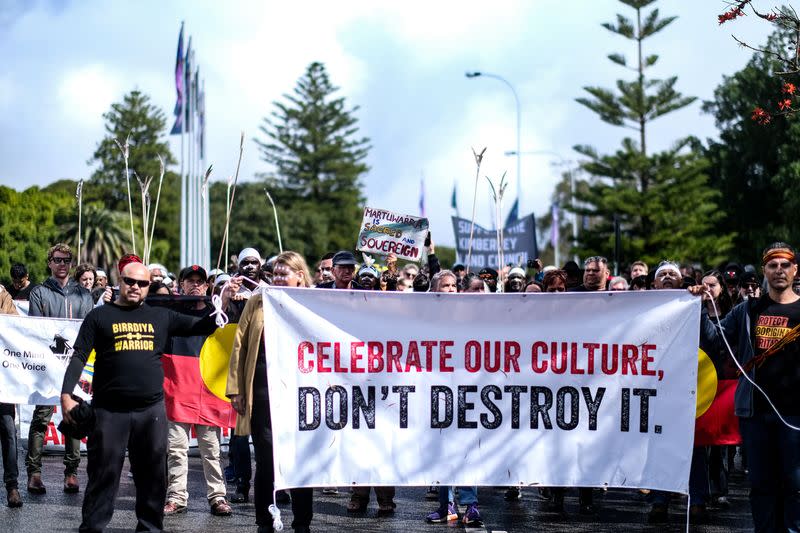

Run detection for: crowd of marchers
[[0, 237, 798, 533]]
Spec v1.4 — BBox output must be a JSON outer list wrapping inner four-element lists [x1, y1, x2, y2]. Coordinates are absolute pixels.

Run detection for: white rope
[[209, 275, 266, 328], [210, 292, 229, 328], [708, 292, 800, 431], [269, 502, 284, 531]]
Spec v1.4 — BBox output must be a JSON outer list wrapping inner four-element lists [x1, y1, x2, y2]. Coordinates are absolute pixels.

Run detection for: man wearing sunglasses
[[59, 261, 235, 533], [26, 243, 93, 496], [691, 242, 800, 532]]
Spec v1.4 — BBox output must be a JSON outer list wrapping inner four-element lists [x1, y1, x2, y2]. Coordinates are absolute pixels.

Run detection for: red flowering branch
[[719, 2, 800, 123]]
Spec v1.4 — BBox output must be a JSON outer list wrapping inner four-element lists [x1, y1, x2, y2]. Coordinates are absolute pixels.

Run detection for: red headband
[[118, 253, 143, 273], [762, 248, 796, 266]]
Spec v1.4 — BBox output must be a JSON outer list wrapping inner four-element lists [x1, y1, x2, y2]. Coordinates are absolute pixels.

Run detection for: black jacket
[[28, 277, 93, 319]]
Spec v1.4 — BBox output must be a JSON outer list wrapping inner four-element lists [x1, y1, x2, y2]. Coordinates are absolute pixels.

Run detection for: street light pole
[[505, 150, 579, 264], [465, 71, 521, 216]]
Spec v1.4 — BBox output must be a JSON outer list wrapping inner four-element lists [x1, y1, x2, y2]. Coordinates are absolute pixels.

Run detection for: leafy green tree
[[571, 0, 733, 268], [252, 61, 370, 260], [0, 186, 73, 285], [58, 203, 129, 273], [703, 28, 800, 263], [87, 89, 180, 268]]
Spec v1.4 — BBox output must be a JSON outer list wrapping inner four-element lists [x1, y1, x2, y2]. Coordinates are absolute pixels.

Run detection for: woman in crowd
[[424, 271, 482, 525], [542, 269, 567, 293], [227, 251, 314, 533], [74, 263, 96, 290], [700, 270, 735, 510]]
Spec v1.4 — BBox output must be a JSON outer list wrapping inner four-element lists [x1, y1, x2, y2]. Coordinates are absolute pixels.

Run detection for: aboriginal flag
[[154, 297, 237, 428], [694, 339, 740, 446]]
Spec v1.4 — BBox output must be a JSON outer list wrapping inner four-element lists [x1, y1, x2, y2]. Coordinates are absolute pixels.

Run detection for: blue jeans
[[651, 446, 710, 506], [739, 414, 800, 533], [439, 486, 477, 507]]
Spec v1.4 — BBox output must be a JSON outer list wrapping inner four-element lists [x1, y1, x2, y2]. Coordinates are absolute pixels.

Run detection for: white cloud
[[57, 64, 122, 128]]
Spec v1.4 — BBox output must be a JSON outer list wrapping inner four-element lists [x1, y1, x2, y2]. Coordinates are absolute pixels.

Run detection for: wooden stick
[[466, 147, 487, 274], [216, 133, 245, 272]]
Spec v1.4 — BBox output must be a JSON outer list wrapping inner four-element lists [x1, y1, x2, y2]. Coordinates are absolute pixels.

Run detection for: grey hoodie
[[28, 277, 93, 319]]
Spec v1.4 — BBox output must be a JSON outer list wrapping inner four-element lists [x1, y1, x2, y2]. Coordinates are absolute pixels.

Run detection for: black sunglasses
[[122, 276, 150, 289], [50, 257, 72, 264]]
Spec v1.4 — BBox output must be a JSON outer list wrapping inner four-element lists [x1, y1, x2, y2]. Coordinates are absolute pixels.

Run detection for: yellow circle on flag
[[199, 324, 238, 402], [696, 348, 717, 418]]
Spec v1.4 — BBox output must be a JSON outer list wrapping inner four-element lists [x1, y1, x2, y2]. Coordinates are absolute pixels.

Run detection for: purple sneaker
[[462, 503, 483, 526], [425, 502, 458, 523]]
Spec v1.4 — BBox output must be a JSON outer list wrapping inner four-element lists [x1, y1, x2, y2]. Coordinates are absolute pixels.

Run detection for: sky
[[0, 0, 774, 249]]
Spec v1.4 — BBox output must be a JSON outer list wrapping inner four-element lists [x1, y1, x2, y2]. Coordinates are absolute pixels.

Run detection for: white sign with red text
[[262, 288, 700, 493]]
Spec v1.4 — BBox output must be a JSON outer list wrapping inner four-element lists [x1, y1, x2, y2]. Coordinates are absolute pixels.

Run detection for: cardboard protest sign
[[357, 207, 429, 262], [262, 288, 699, 494]]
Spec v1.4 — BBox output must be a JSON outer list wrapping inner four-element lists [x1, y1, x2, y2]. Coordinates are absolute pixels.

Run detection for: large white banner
[[263, 289, 700, 494]]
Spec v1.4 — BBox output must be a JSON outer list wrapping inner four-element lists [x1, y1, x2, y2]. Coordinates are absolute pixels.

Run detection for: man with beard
[[60, 261, 229, 533], [237, 248, 263, 289], [505, 267, 526, 293], [570, 256, 609, 292], [316, 251, 363, 290], [691, 242, 800, 531]]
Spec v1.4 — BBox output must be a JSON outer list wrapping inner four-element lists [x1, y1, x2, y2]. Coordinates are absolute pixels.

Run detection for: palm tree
[[59, 204, 130, 273]]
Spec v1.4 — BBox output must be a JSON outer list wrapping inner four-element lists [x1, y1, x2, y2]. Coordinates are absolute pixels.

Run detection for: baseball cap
[[179, 265, 208, 282], [332, 251, 357, 266]]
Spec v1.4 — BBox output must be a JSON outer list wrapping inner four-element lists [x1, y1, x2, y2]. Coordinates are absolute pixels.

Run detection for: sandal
[[347, 499, 368, 513]]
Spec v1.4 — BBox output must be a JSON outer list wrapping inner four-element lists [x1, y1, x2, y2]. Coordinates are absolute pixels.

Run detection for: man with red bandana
[[692, 242, 800, 532]]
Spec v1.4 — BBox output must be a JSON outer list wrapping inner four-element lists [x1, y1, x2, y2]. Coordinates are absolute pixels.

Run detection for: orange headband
[[762, 248, 796, 265]]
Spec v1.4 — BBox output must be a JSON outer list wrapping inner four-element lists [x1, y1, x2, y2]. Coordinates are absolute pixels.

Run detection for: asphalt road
[[1, 454, 754, 532]]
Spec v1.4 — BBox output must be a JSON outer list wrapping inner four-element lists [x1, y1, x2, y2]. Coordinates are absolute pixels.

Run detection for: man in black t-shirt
[[60, 261, 234, 533], [694, 242, 800, 532]]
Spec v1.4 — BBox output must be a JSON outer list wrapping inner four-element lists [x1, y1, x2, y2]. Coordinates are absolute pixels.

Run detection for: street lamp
[[505, 150, 579, 264], [465, 71, 521, 216]]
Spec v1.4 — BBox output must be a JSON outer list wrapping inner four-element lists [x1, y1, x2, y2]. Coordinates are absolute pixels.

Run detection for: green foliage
[[251, 62, 370, 263], [86, 89, 180, 268], [703, 29, 800, 263], [58, 203, 130, 273], [570, 0, 733, 268], [0, 186, 73, 285]]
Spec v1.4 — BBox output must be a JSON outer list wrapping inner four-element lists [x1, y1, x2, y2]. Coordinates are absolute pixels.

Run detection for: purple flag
[[169, 23, 185, 135]]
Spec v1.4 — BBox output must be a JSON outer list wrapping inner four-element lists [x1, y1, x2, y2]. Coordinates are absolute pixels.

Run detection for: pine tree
[[87, 90, 180, 267], [571, 0, 733, 268], [254, 62, 370, 258]]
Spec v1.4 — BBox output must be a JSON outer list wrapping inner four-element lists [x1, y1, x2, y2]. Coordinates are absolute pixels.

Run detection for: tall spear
[[75, 180, 84, 262], [466, 147, 487, 274], [114, 134, 136, 255], [264, 188, 283, 253], [145, 155, 167, 265], [486, 172, 508, 291], [216, 132, 244, 272], [135, 173, 153, 262], [225, 175, 233, 269]]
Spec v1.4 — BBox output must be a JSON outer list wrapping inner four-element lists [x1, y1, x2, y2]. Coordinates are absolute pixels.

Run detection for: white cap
[[208, 268, 224, 277], [96, 270, 107, 278], [508, 267, 526, 278], [238, 248, 262, 265], [214, 273, 231, 287]]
